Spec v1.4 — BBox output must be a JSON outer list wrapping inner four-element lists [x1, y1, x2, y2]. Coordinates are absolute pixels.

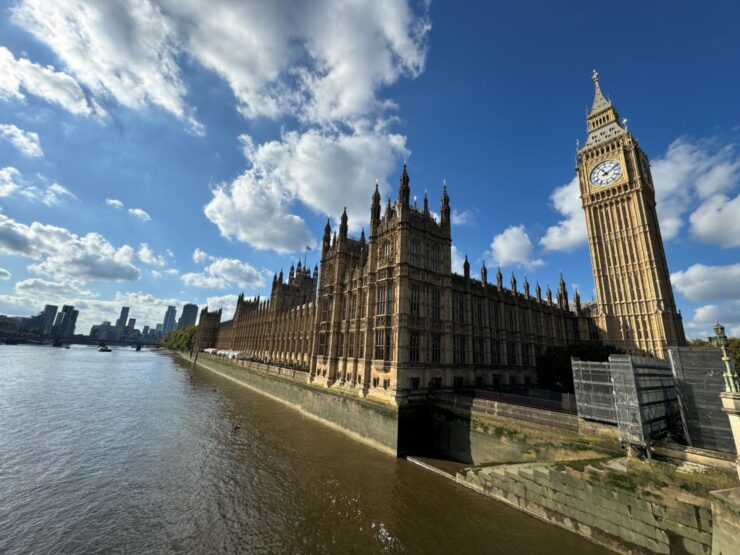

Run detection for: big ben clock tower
[[577, 70, 686, 358]]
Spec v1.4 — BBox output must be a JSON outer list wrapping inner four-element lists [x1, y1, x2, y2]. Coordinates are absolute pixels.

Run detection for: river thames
[[0, 345, 610, 554]]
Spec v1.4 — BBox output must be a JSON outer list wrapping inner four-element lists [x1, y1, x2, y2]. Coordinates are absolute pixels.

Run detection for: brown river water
[[0, 345, 610, 554]]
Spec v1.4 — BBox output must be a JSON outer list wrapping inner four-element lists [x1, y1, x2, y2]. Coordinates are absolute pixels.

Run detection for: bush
[[536, 341, 623, 393], [161, 326, 197, 352]]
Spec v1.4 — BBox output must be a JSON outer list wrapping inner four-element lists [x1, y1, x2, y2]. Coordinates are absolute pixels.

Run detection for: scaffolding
[[572, 355, 679, 449]]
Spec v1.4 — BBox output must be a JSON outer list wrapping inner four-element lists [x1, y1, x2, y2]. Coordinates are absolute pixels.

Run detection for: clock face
[[589, 160, 623, 186]]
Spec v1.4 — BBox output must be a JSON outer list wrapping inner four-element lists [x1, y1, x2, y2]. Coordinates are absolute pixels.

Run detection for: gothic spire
[[399, 164, 410, 207], [481, 261, 488, 285], [463, 253, 470, 279], [371, 180, 381, 233], [339, 206, 348, 238], [322, 218, 331, 252], [440, 180, 450, 227], [589, 68, 611, 116], [423, 190, 429, 215], [510, 271, 517, 293], [496, 266, 503, 289]]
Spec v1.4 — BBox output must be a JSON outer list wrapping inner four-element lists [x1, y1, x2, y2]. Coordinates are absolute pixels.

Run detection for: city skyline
[[0, 1, 739, 337]]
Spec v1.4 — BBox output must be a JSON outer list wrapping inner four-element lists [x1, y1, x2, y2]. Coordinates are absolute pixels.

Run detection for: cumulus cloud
[[0, 167, 21, 198], [540, 177, 584, 251], [137, 243, 167, 268], [684, 301, 740, 339], [192, 248, 211, 263], [106, 198, 124, 209], [0, 46, 100, 117], [205, 127, 407, 252], [128, 208, 151, 221], [0, 213, 140, 282], [0, 267, 10, 280], [182, 252, 266, 290], [488, 224, 544, 269], [9, 0, 428, 130], [689, 193, 740, 248], [0, 167, 75, 206], [671, 263, 740, 302], [452, 208, 475, 226], [11, 0, 199, 132], [450, 245, 466, 275], [0, 123, 43, 157], [205, 294, 239, 320]]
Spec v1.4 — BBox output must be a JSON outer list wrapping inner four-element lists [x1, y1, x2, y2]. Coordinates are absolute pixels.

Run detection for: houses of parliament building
[[196, 72, 686, 404]]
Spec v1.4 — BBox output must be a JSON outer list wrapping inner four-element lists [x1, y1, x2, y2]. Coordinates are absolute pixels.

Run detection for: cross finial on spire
[[592, 68, 599, 83]]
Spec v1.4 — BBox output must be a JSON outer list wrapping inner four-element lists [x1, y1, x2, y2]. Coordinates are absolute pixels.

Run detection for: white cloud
[[205, 127, 407, 252], [450, 245, 466, 275], [106, 198, 124, 209], [205, 294, 239, 321], [0, 167, 21, 198], [488, 224, 544, 269], [182, 255, 266, 290], [652, 137, 740, 240], [0, 167, 75, 206], [128, 208, 151, 221], [192, 248, 211, 263], [672, 263, 740, 302], [540, 177, 585, 251], [689, 193, 740, 248], [0, 268, 10, 280], [137, 243, 167, 268], [0, 123, 43, 157], [452, 209, 475, 226], [684, 301, 740, 339], [0, 46, 100, 117], [11, 0, 200, 132], [0, 213, 140, 282], [9, 0, 429, 130]]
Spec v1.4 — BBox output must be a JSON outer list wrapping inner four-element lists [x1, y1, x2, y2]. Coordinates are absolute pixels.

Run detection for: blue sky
[[0, 0, 739, 337]]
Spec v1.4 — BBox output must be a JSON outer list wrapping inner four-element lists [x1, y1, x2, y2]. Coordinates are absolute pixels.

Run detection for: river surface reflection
[[0, 345, 610, 554]]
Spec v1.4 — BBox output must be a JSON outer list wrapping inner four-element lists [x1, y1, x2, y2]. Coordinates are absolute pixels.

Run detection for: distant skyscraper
[[41, 304, 58, 336], [55, 305, 78, 339], [177, 303, 198, 330], [162, 306, 177, 334], [127, 318, 136, 332], [116, 306, 130, 329]]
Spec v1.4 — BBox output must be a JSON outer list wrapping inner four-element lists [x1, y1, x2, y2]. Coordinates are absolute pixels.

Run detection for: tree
[[161, 326, 197, 352], [536, 341, 624, 393]]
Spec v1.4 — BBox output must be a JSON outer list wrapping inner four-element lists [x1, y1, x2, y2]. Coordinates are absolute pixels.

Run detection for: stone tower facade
[[577, 70, 686, 358]]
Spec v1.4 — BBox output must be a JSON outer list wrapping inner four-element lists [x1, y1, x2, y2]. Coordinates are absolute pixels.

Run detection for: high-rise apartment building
[[177, 304, 198, 330], [41, 305, 58, 336], [162, 306, 177, 334], [116, 306, 130, 329]]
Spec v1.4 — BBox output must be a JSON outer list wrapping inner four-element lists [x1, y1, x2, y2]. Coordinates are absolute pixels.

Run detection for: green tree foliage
[[536, 341, 624, 393], [161, 326, 197, 352]]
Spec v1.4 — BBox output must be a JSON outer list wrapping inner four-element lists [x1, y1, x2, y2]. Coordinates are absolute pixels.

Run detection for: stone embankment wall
[[428, 393, 619, 465], [459, 462, 716, 555], [187, 353, 401, 455]]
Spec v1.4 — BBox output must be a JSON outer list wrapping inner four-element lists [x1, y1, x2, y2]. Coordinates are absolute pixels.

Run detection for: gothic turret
[[322, 218, 331, 253], [546, 284, 553, 304], [371, 181, 381, 233], [557, 273, 569, 310], [399, 164, 410, 207], [574, 289, 582, 313], [463, 254, 470, 279], [536, 281, 542, 302], [496, 266, 503, 290], [423, 191, 429, 215], [510, 272, 517, 293], [339, 206, 348, 239], [523, 275, 530, 298], [440, 181, 450, 227], [481, 262, 488, 286]]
